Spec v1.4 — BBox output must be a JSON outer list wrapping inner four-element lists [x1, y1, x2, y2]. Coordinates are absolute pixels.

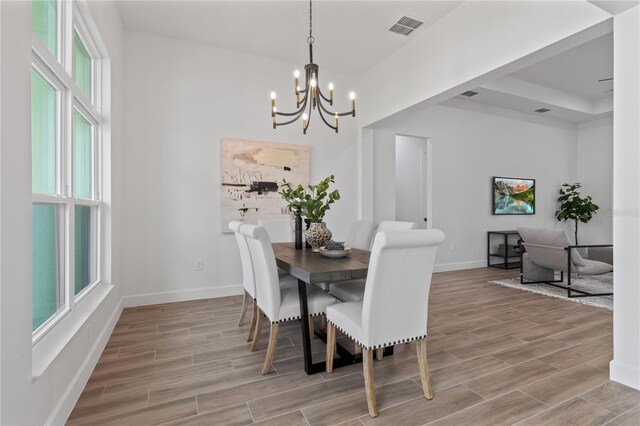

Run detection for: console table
[[487, 230, 521, 269]]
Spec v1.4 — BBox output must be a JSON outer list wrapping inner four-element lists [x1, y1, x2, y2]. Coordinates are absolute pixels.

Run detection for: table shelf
[[487, 230, 521, 269]]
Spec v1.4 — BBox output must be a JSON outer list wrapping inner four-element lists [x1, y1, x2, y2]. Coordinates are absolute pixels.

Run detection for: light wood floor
[[68, 268, 640, 425]]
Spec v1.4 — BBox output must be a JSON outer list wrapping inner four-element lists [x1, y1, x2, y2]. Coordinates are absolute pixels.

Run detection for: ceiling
[[449, 33, 614, 124], [511, 33, 613, 100], [116, 1, 463, 76]]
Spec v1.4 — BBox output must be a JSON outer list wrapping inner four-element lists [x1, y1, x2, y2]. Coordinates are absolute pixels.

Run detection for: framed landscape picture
[[493, 177, 535, 215]]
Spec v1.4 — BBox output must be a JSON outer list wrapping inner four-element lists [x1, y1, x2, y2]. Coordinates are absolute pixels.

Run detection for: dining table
[[272, 242, 393, 374]]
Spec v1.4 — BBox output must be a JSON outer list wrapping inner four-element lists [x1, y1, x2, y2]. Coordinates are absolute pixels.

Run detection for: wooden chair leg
[[417, 339, 433, 399], [326, 322, 336, 373], [246, 299, 258, 342], [238, 290, 248, 326], [363, 349, 378, 417], [321, 315, 327, 330], [375, 348, 384, 361], [261, 323, 280, 375], [251, 310, 264, 351]]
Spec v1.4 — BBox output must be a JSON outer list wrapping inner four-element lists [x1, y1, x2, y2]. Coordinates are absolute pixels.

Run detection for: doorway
[[395, 135, 432, 229]]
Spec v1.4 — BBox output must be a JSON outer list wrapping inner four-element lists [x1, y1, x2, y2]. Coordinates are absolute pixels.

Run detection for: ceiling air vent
[[461, 90, 479, 97], [388, 16, 424, 36], [534, 108, 551, 113]]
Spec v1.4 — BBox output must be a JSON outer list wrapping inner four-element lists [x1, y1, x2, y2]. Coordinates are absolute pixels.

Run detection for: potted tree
[[555, 183, 599, 244]]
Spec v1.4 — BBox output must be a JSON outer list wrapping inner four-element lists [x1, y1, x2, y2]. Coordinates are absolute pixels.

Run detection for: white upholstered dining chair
[[314, 220, 378, 292], [257, 217, 294, 243], [240, 224, 337, 374], [329, 220, 418, 303], [325, 229, 445, 417], [229, 221, 259, 341], [346, 220, 377, 251]]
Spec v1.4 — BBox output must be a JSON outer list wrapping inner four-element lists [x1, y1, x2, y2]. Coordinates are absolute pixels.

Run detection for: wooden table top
[[272, 243, 370, 284]]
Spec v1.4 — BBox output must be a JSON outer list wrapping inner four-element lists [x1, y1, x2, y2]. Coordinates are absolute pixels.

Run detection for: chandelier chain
[[307, 0, 314, 45]]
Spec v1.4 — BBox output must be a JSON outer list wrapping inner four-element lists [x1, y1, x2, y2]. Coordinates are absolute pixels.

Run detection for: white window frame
[[31, 0, 105, 344]]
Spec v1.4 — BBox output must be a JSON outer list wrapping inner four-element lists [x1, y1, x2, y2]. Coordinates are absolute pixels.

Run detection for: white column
[[611, 5, 640, 390]]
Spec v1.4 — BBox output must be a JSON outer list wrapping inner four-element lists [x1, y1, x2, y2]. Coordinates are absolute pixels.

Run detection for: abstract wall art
[[221, 138, 310, 232]]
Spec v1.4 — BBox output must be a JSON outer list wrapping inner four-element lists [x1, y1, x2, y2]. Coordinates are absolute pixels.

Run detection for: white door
[[395, 135, 432, 229]]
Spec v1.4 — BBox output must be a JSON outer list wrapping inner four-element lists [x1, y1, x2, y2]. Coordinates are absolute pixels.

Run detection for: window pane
[[32, 204, 63, 331], [32, 0, 57, 57], [75, 206, 97, 295], [73, 32, 92, 100], [73, 110, 93, 199], [32, 69, 57, 195]]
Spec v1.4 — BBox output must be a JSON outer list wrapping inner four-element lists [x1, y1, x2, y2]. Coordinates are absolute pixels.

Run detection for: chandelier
[[270, 0, 356, 134]]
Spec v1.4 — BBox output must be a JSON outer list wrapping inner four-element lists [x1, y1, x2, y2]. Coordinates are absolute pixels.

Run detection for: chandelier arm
[[316, 99, 338, 132], [297, 90, 309, 108], [274, 102, 307, 117], [317, 95, 353, 117], [276, 96, 309, 126], [317, 88, 332, 104], [303, 94, 313, 132]]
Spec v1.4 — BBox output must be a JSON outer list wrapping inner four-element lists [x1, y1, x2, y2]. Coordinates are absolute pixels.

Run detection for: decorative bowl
[[319, 246, 351, 259]]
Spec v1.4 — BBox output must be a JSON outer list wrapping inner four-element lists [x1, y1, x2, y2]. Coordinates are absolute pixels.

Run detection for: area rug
[[490, 273, 613, 310]]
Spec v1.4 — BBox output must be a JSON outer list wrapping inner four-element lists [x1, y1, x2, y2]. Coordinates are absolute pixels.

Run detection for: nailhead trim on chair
[[328, 320, 427, 350], [270, 312, 325, 325]]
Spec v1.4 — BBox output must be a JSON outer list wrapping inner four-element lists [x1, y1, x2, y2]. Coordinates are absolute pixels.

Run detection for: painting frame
[[220, 138, 310, 232], [492, 176, 536, 215]]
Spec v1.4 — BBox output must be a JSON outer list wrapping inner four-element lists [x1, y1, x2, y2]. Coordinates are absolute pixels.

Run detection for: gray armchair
[[517, 227, 613, 298]]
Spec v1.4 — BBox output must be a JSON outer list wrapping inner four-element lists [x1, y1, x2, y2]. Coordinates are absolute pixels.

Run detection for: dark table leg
[[296, 278, 394, 375], [297, 279, 324, 374]]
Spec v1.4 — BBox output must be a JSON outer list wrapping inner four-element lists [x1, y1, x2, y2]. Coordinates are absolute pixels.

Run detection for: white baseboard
[[47, 297, 124, 425], [433, 260, 487, 273], [123, 285, 244, 308], [610, 359, 640, 390]]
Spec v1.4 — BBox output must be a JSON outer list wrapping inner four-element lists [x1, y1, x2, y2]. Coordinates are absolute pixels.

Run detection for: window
[[73, 31, 92, 100], [32, 0, 58, 58], [31, 0, 104, 340]]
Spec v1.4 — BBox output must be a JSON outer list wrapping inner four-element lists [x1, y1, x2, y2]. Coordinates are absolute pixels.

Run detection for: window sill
[[32, 282, 114, 378]]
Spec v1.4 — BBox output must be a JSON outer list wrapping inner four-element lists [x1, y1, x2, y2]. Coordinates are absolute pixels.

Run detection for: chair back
[[257, 217, 293, 243], [377, 221, 419, 232], [240, 224, 281, 321], [346, 220, 376, 251], [517, 227, 586, 272], [371, 221, 418, 249], [228, 221, 256, 298], [361, 229, 445, 349]]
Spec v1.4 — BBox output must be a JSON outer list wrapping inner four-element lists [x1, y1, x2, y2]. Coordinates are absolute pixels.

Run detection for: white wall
[[121, 31, 360, 306], [611, 5, 640, 391], [372, 105, 577, 271], [0, 1, 125, 424], [577, 117, 613, 244]]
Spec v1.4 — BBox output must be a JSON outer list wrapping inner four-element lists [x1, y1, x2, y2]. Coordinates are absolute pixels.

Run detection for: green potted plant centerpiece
[[555, 183, 599, 245], [279, 175, 340, 252]]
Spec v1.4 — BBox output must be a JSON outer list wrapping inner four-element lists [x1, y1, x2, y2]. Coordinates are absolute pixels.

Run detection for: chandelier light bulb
[[270, 91, 277, 100], [328, 83, 334, 91], [349, 92, 356, 100], [310, 78, 317, 88], [273, 106, 277, 113], [302, 113, 308, 121], [294, 70, 300, 78]]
